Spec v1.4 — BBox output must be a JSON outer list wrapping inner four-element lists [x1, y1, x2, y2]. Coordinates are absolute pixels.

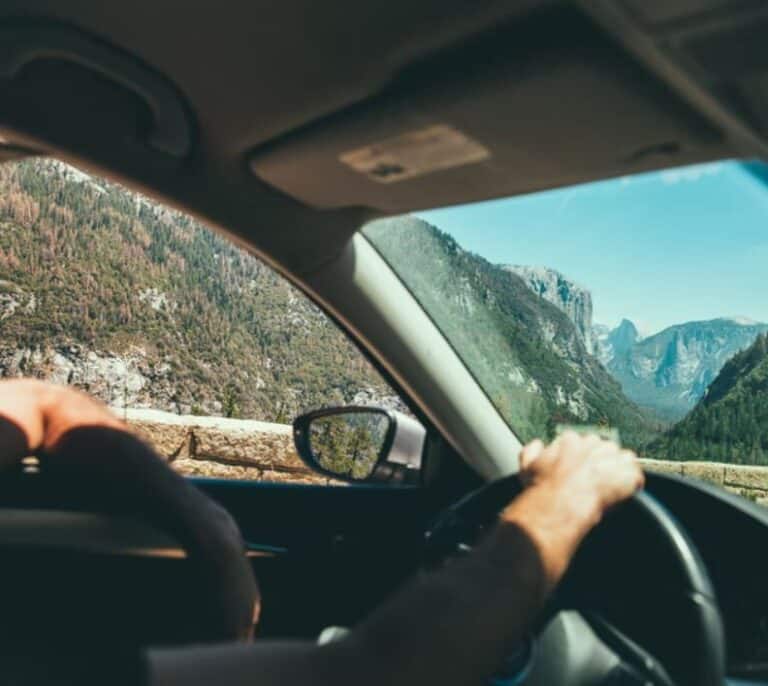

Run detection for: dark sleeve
[[3, 648, 148, 685]]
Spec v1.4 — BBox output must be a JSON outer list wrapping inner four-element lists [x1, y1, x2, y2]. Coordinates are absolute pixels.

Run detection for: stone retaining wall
[[119, 409, 768, 499], [119, 408, 327, 484], [640, 458, 768, 505]]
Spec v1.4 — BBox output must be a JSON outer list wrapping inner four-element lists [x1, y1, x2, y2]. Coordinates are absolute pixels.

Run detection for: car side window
[[0, 159, 405, 484]]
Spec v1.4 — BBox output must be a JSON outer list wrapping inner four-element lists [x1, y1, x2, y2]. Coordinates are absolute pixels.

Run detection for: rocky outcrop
[[0, 344, 222, 415], [595, 319, 639, 366], [120, 408, 329, 484], [0, 342, 405, 420], [503, 265, 595, 354]]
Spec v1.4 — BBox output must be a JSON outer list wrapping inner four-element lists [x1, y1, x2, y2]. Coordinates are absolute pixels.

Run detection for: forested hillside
[[0, 159, 396, 420], [365, 217, 659, 447], [650, 333, 768, 464]]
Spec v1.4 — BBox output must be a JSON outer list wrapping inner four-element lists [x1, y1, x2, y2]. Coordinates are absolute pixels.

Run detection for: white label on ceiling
[[339, 124, 490, 184]]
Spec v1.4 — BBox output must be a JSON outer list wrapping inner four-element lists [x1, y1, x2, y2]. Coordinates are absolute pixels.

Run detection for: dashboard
[[0, 467, 763, 683]]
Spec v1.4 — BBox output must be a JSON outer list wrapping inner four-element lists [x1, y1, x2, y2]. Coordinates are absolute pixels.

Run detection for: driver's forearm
[[149, 483, 598, 686], [344, 481, 600, 686]]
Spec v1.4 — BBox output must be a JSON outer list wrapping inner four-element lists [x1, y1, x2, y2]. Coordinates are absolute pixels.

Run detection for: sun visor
[[249, 11, 730, 213]]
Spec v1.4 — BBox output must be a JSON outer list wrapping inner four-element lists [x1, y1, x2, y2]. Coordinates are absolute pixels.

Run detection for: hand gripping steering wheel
[[425, 474, 725, 686]]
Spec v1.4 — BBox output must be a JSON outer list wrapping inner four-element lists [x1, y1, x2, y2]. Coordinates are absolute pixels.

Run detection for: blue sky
[[415, 160, 768, 335]]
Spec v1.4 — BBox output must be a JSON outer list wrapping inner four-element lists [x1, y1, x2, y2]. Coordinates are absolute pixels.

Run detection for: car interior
[[0, 1, 766, 684]]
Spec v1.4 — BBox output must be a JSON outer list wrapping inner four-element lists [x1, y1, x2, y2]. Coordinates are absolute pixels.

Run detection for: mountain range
[[497, 265, 768, 424], [495, 266, 768, 462], [597, 317, 768, 421]]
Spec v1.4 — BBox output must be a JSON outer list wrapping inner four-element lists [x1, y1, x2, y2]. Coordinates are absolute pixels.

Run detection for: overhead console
[[249, 6, 736, 213]]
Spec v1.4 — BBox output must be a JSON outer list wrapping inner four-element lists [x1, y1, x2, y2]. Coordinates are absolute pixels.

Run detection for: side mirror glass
[[293, 406, 424, 484]]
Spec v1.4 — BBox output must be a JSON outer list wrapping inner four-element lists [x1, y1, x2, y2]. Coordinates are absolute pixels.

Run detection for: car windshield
[[364, 160, 768, 479]]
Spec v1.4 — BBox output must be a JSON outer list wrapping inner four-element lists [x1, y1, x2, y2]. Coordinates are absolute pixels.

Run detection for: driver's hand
[[0, 378, 129, 460], [498, 432, 644, 595], [519, 431, 644, 520]]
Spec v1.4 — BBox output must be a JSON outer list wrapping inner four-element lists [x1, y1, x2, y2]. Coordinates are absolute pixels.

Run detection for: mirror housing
[[293, 406, 425, 484]]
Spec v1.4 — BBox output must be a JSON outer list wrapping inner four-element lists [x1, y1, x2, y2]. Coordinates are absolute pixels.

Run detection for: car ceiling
[[0, 0, 765, 275]]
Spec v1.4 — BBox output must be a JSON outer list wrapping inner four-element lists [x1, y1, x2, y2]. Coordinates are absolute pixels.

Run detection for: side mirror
[[293, 406, 425, 484]]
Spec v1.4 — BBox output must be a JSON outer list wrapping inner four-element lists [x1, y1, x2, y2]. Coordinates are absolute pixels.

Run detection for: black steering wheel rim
[[35, 426, 260, 644], [425, 474, 726, 686]]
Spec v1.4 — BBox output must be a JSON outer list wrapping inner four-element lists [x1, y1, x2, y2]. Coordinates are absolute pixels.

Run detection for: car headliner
[[0, 0, 765, 273], [0, 1, 765, 476]]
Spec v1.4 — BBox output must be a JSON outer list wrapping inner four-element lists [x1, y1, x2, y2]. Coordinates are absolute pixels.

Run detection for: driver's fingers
[[550, 430, 601, 459], [42, 386, 124, 451], [618, 448, 645, 490], [0, 418, 34, 469], [586, 439, 623, 460], [519, 439, 545, 471], [0, 380, 48, 466]]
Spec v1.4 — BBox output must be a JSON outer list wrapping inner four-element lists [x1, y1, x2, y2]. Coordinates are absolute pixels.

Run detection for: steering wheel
[[25, 427, 259, 644], [425, 474, 725, 686]]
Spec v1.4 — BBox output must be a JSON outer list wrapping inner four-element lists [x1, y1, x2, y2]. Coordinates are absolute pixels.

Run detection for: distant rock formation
[[599, 318, 768, 420], [594, 318, 640, 366], [503, 265, 596, 354]]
